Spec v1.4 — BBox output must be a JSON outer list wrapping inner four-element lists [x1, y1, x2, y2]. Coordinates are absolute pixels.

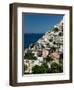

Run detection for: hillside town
[[24, 19, 63, 74]]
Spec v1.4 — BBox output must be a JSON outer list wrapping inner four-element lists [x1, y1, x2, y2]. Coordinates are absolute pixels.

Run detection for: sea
[[24, 33, 44, 48]]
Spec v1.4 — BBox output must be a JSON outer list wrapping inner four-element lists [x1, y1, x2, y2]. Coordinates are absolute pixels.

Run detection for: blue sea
[[24, 33, 44, 48]]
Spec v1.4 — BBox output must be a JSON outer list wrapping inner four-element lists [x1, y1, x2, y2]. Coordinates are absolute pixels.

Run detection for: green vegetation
[[44, 56, 53, 62], [32, 63, 50, 74], [24, 19, 64, 74], [24, 64, 27, 71], [60, 53, 63, 59], [32, 65, 46, 74], [51, 62, 63, 73], [42, 63, 51, 73], [24, 50, 63, 74], [59, 59, 63, 64], [59, 59, 63, 72], [24, 51, 37, 60], [32, 61, 63, 74]]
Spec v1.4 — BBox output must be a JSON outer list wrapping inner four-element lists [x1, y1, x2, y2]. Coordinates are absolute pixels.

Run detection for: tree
[[42, 63, 49, 69], [51, 62, 63, 73], [59, 59, 63, 72], [32, 62, 52, 74], [24, 51, 37, 60], [24, 64, 27, 71], [44, 56, 52, 62], [59, 59, 63, 65], [41, 63, 51, 73], [32, 64, 49, 74]]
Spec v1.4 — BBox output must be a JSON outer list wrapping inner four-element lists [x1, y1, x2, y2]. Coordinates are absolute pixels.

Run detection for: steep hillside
[[24, 19, 63, 74], [29, 20, 63, 53]]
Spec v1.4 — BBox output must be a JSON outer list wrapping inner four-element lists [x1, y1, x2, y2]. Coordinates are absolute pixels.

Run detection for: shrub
[[51, 62, 63, 73], [24, 64, 27, 71], [24, 51, 37, 60], [41, 63, 51, 73], [32, 64, 49, 74], [59, 59, 63, 64], [45, 56, 52, 62], [59, 59, 63, 72], [42, 63, 49, 69]]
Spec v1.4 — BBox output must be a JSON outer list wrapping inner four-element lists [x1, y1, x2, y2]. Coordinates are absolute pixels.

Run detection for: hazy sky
[[22, 13, 63, 34]]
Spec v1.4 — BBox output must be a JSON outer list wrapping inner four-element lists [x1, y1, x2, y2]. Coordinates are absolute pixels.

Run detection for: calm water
[[24, 33, 44, 48]]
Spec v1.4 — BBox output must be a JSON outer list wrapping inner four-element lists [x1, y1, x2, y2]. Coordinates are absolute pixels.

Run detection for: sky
[[22, 13, 64, 34]]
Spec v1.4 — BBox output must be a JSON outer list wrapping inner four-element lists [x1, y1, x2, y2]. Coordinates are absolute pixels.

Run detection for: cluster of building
[[24, 20, 63, 74]]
